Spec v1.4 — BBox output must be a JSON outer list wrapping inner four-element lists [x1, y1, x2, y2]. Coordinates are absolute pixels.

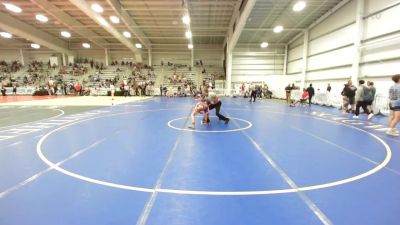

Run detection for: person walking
[[306, 84, 315, 106], [353, 80, 373, 119]]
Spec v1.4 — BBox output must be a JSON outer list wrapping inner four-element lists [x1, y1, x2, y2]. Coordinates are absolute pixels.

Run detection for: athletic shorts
[[390, 105, 400, 111]]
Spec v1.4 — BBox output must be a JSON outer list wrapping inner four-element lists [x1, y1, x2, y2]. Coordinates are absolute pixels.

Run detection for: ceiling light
[[260, 42, 269, 48], [0, 32, 12, 39], [82, 43, 91, 48], [97, 16, 108, 27], [188, 44, 193, 49], [31, 43, 41, 49], [135, 43, 142, 49], [60, 31, 71, 38], [2, 3, 22, 13], [273, 25, 284, 33], [182, 15, 190, 24], [109, 16, 120, 24], [36, 14, 48, 23], [185, 31, 192, 39], [91, 3, 103, 13], [293, 1, 306, 12], [123, 31, 131, 38]]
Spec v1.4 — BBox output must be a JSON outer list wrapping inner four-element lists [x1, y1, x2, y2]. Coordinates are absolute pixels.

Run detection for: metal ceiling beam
[[228, 0, 257, 51], [243, 28, 306, 31], [66, 35, 225, 39], [30, 0, 108, 49], [68, 0, 142, 62], [121, 1, 236, 6], [123, 8, 232, 11], [0, 12, 74, 56], [105, 0, 151, 49]]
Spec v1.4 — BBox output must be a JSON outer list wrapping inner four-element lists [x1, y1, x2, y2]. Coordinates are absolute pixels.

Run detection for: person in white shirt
[[110, 83, 115, 99]]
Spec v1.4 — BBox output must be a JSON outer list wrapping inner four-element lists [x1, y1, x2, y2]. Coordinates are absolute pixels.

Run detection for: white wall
[[287, 35, 303, 75], [286, 0, 400, 95], [0, 50, 20, 62], [231, 45, 285, 82]]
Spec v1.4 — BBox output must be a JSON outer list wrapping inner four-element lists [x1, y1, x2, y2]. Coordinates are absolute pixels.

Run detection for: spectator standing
[[110, 83, 115, 99], [1, 85, 6, 96], [365, 81, 376, 113], [285, 84, 292, 103], [387, 74, 400, 136], [249, 83, 256, 102], [306, 84, 315, 105], [353, 80, 373, 119], [12, 83, 17, 95], [341, 80, 357, 112], [326, 83, 332, 106]]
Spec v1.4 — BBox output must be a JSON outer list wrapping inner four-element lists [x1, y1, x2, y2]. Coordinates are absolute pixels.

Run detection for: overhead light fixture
[[182, 15, 190, 24], [2, 3, 22, 13], [0, 32, 12, 39], [31, 43, 41, 49], [185, 31, 192, 39], [293, 1, 306, 12], [91, 3, 103, 13], [60, 31, 71, 38], [273, 25, 284, 33], [135, 43, 142, 49], [97, 16, 108, 27], [36, 14, 49, 23], [82, 43, 91, 48], [188, 44, 193, 49], [109, 16, 120, 24], [123, 31, 131, 38], [260, 42, 269, 48]]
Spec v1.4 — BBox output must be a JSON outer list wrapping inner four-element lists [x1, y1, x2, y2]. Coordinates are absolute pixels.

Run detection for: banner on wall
[[49, 56, 59, 66]]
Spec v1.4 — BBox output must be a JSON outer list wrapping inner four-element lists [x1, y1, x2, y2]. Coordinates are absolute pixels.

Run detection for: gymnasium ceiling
[[238, 0, 344, 47], [0, 0, 344, 55]]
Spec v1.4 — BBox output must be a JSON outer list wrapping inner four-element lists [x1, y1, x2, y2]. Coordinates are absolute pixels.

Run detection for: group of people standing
[[341, 79, 376, 120]]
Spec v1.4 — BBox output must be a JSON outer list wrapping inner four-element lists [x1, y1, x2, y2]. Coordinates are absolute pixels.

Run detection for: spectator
[[365, 81, 376, 113], [306, 84, 315, 105], [341, 80, 357, 113], [327, 83, 332, 93], [353, 80, 373, 120], [1, 85, 6, 96], [12, 83, 17, 95], [387, 74, 400, 136], [285, 84, 292, 103], [249, 83, 256, 102]]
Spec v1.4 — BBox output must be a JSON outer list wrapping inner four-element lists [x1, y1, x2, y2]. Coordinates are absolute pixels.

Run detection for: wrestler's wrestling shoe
[[225, 118, 230, 124]]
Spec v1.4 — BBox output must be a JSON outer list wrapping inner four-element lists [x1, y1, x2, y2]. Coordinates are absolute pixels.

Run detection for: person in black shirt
[[341, 80, 357, 112], [327, 83, 331, 92], [285, 84, 292, 103], [306, 84, 315, 105], [206, 93, 229, 124], [1, 85, 6, 96]]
